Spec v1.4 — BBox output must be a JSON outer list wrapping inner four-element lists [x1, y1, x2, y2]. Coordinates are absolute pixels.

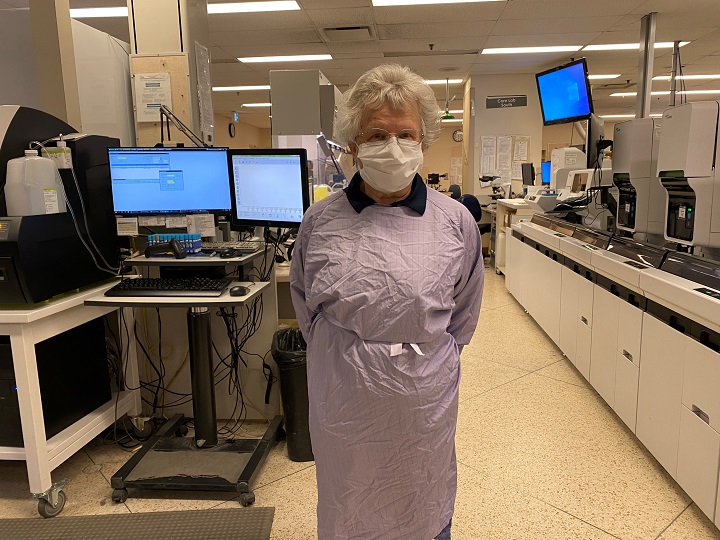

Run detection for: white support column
[[635, 12, 658, 119], [28, 0, 82, 130]]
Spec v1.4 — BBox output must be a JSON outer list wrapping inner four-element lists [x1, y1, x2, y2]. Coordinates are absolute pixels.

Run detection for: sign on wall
[[486, 95, 528, 109]]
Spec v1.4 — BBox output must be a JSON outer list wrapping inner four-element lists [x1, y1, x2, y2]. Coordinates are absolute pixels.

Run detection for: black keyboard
[[105, 277, 230, 297]]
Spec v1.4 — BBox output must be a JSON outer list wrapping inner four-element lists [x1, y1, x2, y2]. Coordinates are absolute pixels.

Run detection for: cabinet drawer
[[617, 301, 643, 366], [578, 275, 595, 328], [615, 351, 640, 433], [559, 267, 580, 364], [677, 405, 720, 521], [590, 286, 620, 407], [682, 339, 720, 434]]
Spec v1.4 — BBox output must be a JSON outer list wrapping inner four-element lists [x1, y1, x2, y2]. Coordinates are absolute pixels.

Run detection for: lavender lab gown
[[290, 186, 484, 540]]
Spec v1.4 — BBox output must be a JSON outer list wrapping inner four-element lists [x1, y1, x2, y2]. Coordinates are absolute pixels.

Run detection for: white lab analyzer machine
[[657, 101, 720, 247], [612, 118, 665, 240], [550, 147, 585, 189]]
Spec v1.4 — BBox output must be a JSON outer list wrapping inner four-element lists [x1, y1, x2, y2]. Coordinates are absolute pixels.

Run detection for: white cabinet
[[636, 313, 687, 477], [615, 350, 640, 431], [507, 232, 524, 304], [590, 285, 620, 407], [575, 275, 594, 380], [676, 338, 720, 521], [617, 299, 643, 367]]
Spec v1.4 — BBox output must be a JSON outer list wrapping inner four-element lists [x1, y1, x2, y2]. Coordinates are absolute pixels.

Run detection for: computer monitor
[[585, 113, 606, 169], [108, 147, 231, 215], [228, 148, 310, 229], [535, 58, 594, 126], [521, 163, 535, 186], [541, 161, 551, 185]]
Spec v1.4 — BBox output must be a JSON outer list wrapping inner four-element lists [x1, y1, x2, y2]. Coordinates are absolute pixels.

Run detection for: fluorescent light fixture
[[238, 54, 332, 63], [583, 41, 689, 51], [679, 89, 720, 95], [653, 74, 720, 81], [242, 103, 272, 107], [441, 118, 463, 123], [611, 91, 671, 97], [649, 114, 663, 117], [208, 1, 300, 13], [212, 85, 271, 92], [426, 79, 464, 85], [70, 7, 128, 18], [599, 114, 636, 119], [482, 46, 582, 54], [588, 74, 621, 80], [438, 110, 464, 114], [373, 0, 504, 6]]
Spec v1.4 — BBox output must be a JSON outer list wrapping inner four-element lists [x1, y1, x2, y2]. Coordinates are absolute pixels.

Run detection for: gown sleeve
[[289, 216, 315, 339], [447, 210, 485, 351]]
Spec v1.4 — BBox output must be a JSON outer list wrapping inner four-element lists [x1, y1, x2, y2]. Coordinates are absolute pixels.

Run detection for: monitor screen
[[521, 163, 535, 186], [541, 161, 551, 185], [228, 148, 310, 229], [108, 147, 231, 215], [535, 59, 593, 126]]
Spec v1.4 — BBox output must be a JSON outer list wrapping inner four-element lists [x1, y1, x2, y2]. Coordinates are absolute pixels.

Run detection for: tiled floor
[[2, 270, 720, 539]]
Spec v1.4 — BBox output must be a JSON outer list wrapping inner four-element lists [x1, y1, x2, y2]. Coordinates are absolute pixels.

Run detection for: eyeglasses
[[358, 128, 423, 145]]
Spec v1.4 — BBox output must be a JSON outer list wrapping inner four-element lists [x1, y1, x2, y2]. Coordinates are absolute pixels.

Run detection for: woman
[[290, 64, 484, 539]]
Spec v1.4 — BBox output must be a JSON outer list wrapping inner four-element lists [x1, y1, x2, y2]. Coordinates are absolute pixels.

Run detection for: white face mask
[[357, 138, 423, 194]]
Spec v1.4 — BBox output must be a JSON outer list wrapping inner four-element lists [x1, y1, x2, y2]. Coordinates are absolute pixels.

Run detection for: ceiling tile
[[492, 16, 624, 36], [208, 11, 313, 32], [222, 42, 332, 58], [210, 46, 238, 62], [483, 33, 601, 48], [210, 28, 322, 47], [379, 37, 489, 53], [306, 7, 374, 27], [377, 21, 495, 40], [325, 41, 382, 54], [501, 0, 646, 19], [374, 3, 505, 25], [631, 0, 720, 16], [331, 51, 384, 59]]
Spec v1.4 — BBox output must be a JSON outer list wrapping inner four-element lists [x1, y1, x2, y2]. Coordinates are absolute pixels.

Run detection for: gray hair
[[334, 64, 442, 150]]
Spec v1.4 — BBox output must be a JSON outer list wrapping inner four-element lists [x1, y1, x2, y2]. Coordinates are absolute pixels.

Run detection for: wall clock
[[452, 130, 463, 142]]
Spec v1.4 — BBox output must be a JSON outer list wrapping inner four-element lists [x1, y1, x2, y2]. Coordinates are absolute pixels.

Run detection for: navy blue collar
[[344, 172, 427, 215]]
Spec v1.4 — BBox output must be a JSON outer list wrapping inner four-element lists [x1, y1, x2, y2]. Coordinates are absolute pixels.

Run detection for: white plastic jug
[[5, 150, 67, 216]]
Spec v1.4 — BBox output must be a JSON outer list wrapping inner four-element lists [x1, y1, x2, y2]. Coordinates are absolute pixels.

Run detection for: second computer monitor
[[227, 148, 310, 229], [521, 162, 535, 186]]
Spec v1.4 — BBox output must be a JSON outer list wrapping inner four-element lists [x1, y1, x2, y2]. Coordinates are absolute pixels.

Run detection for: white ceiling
[[10, 0, 720, 129]]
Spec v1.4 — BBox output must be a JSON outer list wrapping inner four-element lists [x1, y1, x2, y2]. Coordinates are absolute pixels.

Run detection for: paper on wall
[[116, 217, 139, 236], [512, 136, 530, 162], [135, 72, 172, 122], [497, 136, 513, 174], [166, 215, 187, 229], [187, 213, 216, 237], [480, 136, 496, 176], [511, 161, 522, 180], [139, 216, 166, 227]]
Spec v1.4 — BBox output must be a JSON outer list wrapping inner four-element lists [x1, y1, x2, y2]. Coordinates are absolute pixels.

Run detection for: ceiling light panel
[[583, 41, 689, 51], [588, 74, 621, 80], [242, 103, 272, 107], [238, 54, 333, 63], [70, 7, 128, 18], [373, 0, 505, 6], [207, 1, 299, 13], [482, 46, 582, 54], [426, 79, 464, 84], [213, 85, 271, 91], [653, 74, 720, 80]]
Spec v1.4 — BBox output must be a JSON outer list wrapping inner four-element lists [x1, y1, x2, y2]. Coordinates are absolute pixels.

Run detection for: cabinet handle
[[622, 349, 633, 363], [581, 316, 588, 326], [692, 405, 710, 425]]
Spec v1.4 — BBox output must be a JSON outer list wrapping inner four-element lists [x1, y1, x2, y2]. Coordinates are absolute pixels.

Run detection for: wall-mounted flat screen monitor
[[228, 148, 310, 229], [541, 161, 551, 185], [108, 147, 231, 215], [535, 58, 594, 126]]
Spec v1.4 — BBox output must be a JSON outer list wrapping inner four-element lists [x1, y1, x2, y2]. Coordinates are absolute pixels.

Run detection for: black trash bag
[[271, 328, 313, 462]]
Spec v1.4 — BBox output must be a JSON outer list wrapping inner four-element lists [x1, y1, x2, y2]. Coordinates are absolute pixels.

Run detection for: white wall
[[71, 20, 135, 146], [213, 113, 271, 149], [468, 74, 544, 196], [0, 8, 40, 109]]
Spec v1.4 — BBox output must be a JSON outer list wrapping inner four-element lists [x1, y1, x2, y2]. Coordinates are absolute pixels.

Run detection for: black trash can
[[272, 328, 314, 462]]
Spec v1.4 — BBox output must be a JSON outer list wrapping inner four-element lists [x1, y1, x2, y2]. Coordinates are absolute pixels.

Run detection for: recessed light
[[437, 110, 464, 114], [649, 114, 663, 117], [588, 74, 621, 80], [208, 1, 300, 14], [583, 42, 689, 51], [70, 7, 128, 18], [610, 91, 671, 97], [599, 114, 636, 119], [426, 79, 464, 85], [238, 54, 333, 63], [482, 46, 582, 54], [212, 85, 271, 91], [679, 89, 720, 95], [373, 0, 504, 6], [653, 74, 720, 81], [242, 103, 272, 107], [441, 118, 463, 123]]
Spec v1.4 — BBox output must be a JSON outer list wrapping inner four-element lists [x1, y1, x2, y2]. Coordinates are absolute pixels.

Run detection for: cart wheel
[[37, 490, 65, 518], [111, 488, 128, 503], [175, 425, 189, 437], [239, 492, 255, 507], [276, 426, 286, 442], [132, 419, 154, 438]]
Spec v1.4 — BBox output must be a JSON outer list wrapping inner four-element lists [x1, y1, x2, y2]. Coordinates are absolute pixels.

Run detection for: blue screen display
[[537, 61, 592, 124], [541, 161, 551, 185], [108, 148, 231, 214]]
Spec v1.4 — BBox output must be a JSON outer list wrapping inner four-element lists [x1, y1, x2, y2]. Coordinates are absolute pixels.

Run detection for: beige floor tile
[[453, 463, 617, 540], [459, 351, 529, 403], [215, 465, 318, 540], [456, 374, 691, 539], [534, 357, 594, 389], [658, 504, 720, 539]]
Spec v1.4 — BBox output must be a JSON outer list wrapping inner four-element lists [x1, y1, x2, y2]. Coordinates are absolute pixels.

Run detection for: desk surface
[[84, 281, 268, 308]]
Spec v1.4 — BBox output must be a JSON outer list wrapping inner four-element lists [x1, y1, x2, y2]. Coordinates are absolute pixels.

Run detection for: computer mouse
[[228, 285, 250, 296], [219, 248, 237, 258]]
